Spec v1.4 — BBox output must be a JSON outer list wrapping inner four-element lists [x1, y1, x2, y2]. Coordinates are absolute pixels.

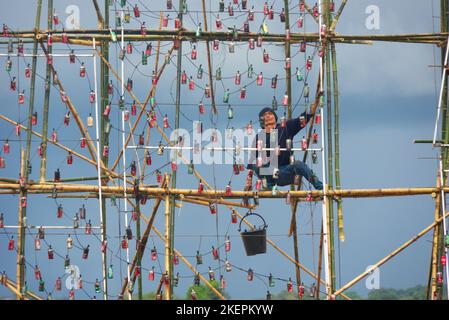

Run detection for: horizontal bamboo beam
[[0, 182, 444, 199], [7, 29, 448, 44]]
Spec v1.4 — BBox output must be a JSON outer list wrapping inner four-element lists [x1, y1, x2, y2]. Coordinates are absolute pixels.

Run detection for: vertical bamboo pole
[[315, 223, 324, 299], [99, 0, 110, 299], [16, 149, 26, 300], [324, 0, 336, 293], [164, 192, 172, 300], [168, 0, 186, 299], [136, 202, 142, 300], [331, 43, 344, 242], [39, 0, 52, 183], [428, 174, 441, 299], [17, 0, 42, 299]]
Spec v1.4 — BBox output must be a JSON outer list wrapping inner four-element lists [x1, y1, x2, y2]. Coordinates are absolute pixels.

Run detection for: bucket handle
[[238, 211, 268, 232]]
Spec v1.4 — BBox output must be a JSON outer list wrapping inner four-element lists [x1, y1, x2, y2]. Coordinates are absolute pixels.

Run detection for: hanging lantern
[[257, 72, 263, 86], [47, 245, 54, 260], [79, 62, 86, 77], [60, 90, 67, 103], [225, 260, 232, 272], [34, 238, 41, 250], [195, 251, 203, 265], [220, 275, 226, 289], [67, 235, 73, 249], [247, 268, 254, 281], [229, 41, 235, 53], [287, 279, 293, 293], [225, 183, 232, 196], [283, 93, 289, 106], [64, 112, 70, 126], [145, 43, 152, 57], [156, 170, 162, 184], [79, 204, 86, 220], [73, 214, 79, 229], [198, 180, 204, 194], [212, 246, 219, 260], [103, 145, 109, 158], [54, 168, 61, 182], [301, 137, 308, 151], [225, 236, 231, 252], [174, 15, 181, 28], [437, 271, 443, 284], [3, 24, 9, 37], [127, 78, 133, 91], [163, 114, 169, 128], [85, 220, 92, 235], [215, 67, 222, 80], [285, 57, 291, 69], [121, 236, 128, 249], [61, 29, 68, 43], [227, 105, 233, 119], [10, 77, 16, 91], [228, 3, 234, 16], [82, 245, 90, 259], [47, 33, 53, 46], [235, 70, 241, 85], [101, 240, 107, 253], [263, 49, 269, 63], [189, 77, 195, 91], [80, 137, 86, 149], [441, 255, 447, 266], [191, 289, 198, 300], [107, 265, 114, 279], [306, 57, 312, 71], [3, 140, 9, 155], [298, 15, 304, 28], [140, 22, 146, 35], [191, 45, 197, 60], [330, 1, 335, 12], [8, 237, 14, 250], [209, 203, 216, 215], [0, 213, 3, 228], [271, 75, 278, 89], [312, 130, 319, 144], [313, 3, 319, 17], [54, 277, 62, 292], [18, 90, 25, 105], [150, 247, 158, 261], [148, 267, 155, 281], [57, 204, 63, 218]]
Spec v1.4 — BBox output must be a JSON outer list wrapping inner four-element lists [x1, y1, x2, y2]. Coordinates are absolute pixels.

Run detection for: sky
[[0, 0, 446, 300]]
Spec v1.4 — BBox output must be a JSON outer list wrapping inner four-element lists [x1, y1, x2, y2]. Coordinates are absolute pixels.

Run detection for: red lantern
[[330, 1, 335, 12], [306, 57, 312, 70], [287, 278, 293, 293], [191, 46, 197, 60], [215, 17, 222, 30], [441, 255, 447, 266], [145, 43, 152, 56], [163, 114, 169, 128], [82, 246, 89, 259], [315, 113, 321, 124], [225, 236, 231, 252], [228, 4, 234, 16], [171, 161, 177, 172], [283, 93, 289, 106], [149, 267, 155, 281], [313, 130, 318, 144], [198, 181, 204, 194], [131, 101, 137, 116], [56, 277, 62, 291], [20, 196, 27, 208], [189, 77, 195, 90], [174, 17, 181, 29], [247, 269, 254, 281], [34, 238, 41, 250], [48, 246, 54, 260], [234, 71, 241, 85], [134, 266, 141, 278], [248, 38, 255, 50], [181, 71, 187, 84], [156, 171, 162, 184], [313, 4, 319, 17], [34, 266, 41, 280], [257, 72, 263, 86], [213, 39, 219, 51], [47, 33, 53, 46], [62, 31, 68, 44], [57, 205, 63, 218], [103, 145, 109, 158], [173, 253, 179, 265], [80, 137, 86, 149], [51, 129, 57, 143], [133, 4, 140, 18], [220, 275, 226, 289], [298, 16, 304, 28], [301, 137, 308, 151], [89, 90, 96, 103], [263, 2, 269, 15], [212, 246, 219, 260], [3, 140, 10, 154], [231, 211, 238, 224], [141, 22, 146, 35], [8, 238, 14, 251], [263, 50, 269, 63], [145, 151, 152, 165], [225, 184, 232, 196], [79, 63, 86, 77], [25, 65, 31, 78], [151, 247, 157, 261], [240, 87, 246, 99], [10, 78, 16, 91], [104, 104, 111, 117], [101, 240, 107, 253], [108, 81, 113, 95], [18, 91, 25, 105], [64, 112, 70, 126], [121, 237, 128, 249], [31, 112, 38, 126]]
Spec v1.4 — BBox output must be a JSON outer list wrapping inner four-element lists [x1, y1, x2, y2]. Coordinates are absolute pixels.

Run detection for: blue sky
[[0, 0, 445, 299]]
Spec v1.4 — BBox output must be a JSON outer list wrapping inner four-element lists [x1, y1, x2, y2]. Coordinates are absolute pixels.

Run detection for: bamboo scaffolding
[[201, 0, 217, 115], [334, 210, 449, 297], [429, 174, 441, 299]]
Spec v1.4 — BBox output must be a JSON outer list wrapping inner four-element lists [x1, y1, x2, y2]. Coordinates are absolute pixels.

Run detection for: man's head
[[259, 107, 278, 130]]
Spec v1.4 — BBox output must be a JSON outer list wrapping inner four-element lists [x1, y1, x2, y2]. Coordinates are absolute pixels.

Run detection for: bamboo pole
[[334, 210, 449, 297], [16, 0, 43, 299], [329, 0, 348, 31], [331, 42, 344, 242], [201, 0, 217, 115], [39, 0, 52, 183], [8, 29, 448, 44], [0, 182, 448, 198], [315, 223, 324, 299], [429, 174, 441, 299], [164, 193, 171, 300]]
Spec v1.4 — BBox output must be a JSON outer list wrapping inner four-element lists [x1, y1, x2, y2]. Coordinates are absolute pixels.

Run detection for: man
[[247, 107, 323, 190]]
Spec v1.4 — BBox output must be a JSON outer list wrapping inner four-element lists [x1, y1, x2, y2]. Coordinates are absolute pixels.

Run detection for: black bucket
[[238, 212, 268, 256]]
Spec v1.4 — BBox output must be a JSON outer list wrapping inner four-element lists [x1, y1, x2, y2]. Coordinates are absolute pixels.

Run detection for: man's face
[[263, 111, 276, 129]]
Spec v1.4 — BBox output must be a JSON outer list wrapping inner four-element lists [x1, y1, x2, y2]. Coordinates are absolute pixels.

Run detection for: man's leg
[[277, 161, 323, 190]]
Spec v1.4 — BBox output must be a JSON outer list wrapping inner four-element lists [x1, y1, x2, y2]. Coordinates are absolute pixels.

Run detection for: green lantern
[[296, 67, 303, 81], [119, 96, 125, 110], [5, 57, 12, 72], [269, 273, 275, 287], [223, 89, 230, 103], [188, 161, 194, 175], [108, 265, 114, 279], [196, 23, 202, 38], [120, 0, 126, 7], [272, 184, 279, 196], [227, 105, 233, 119], [247, 64, 253, 78], [142, 51, 148, 65], [446, 234, 449, 247], [216, 67, 222, 81]]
